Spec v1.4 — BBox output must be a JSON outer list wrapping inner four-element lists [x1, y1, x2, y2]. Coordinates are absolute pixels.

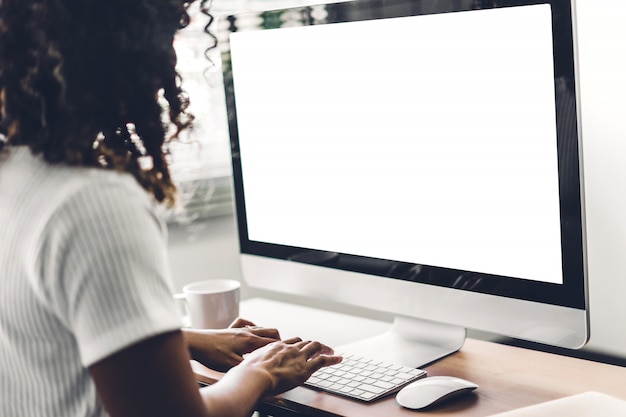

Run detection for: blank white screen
[[230, 4, 563, 284]]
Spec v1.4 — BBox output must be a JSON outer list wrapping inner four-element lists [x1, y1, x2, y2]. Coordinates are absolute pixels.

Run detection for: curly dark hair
[[0, 0, 212, 207]]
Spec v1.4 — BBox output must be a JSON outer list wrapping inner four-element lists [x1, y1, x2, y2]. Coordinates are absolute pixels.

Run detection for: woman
[[0, 1, 341, 416]]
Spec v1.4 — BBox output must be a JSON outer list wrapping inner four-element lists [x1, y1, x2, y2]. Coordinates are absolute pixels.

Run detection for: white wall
[[575, 0, 626, 357], [168, 0, 626, 359], [168, 218, 242, 290]]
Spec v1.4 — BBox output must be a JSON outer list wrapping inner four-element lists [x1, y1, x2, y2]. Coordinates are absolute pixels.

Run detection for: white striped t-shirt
[[0, 146, 183, 417]]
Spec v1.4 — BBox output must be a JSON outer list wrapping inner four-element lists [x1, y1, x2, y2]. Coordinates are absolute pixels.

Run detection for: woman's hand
[[236, 337, 343, 396], [183, 318, 281, 372]]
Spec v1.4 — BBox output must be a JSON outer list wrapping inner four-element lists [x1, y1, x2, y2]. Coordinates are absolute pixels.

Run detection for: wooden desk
[[193, 298, 626, 416]]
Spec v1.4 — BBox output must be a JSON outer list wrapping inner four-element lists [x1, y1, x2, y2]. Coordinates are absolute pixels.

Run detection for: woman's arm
[[89, 330, 341, 417], [89, 330, 213, 417]]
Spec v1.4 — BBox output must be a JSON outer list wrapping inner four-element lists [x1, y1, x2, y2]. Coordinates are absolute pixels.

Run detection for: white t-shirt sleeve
[[37, 172, 183, 367]]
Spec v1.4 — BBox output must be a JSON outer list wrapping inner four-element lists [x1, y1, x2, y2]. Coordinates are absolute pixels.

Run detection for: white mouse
[[396, 375, 478, 410]]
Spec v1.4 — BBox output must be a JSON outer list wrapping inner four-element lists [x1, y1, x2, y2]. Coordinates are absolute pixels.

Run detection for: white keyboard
[[305, 353, 427, 402]]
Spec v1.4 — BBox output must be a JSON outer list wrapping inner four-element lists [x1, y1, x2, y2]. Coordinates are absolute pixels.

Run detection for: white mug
[[174, 279, 240, 329]]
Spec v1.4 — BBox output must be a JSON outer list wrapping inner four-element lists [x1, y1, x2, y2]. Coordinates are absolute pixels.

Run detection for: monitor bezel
[[219, 0, 587, 312]]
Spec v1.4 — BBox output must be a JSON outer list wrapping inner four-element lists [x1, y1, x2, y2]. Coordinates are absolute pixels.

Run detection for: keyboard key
[[358, 384, 385, 394], [373, 380, 395, 390]]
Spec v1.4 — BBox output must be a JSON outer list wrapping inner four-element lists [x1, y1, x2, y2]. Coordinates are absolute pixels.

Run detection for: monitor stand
[[335, 315, 466, 368]]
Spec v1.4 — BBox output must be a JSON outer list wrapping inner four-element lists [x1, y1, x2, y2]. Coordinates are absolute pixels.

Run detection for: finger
[[281, 337, 303, 345], [247, 327, 281, 340], [299, 340, 325, 357], [315, 343, 335, 356], [307, 354, 343, 371], [298, 341, 337, 361]]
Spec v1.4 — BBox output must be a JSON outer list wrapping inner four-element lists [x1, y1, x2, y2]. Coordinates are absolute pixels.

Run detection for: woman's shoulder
[[2, 146, 157, 228], [7, 145, 147, 199]]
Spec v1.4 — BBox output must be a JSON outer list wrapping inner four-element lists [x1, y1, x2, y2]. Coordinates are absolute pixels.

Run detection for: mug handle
[[173, 293, 191, 328]]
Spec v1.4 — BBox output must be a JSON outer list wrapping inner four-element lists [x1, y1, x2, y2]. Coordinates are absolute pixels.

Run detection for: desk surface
[[194, 298, 626, 416]]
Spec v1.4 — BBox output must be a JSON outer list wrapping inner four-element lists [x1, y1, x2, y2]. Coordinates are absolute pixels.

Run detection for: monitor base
[[336, 315, 466, 368]]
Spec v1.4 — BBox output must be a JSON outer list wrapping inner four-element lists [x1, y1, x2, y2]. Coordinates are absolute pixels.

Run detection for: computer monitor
[[218, 0, 588, 367]]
